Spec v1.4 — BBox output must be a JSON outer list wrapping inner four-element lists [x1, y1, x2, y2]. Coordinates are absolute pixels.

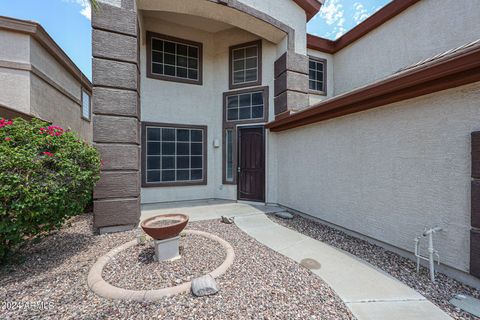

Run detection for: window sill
[[229, 80, 262, 90], [309, 90, 327, 96], [146, 73, 203, 86], [142, 180, 207, 188]]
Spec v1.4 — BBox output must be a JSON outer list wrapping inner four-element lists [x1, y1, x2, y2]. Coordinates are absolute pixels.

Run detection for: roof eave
[[267, 44, 480, 132], [293, 0, 322, 21]]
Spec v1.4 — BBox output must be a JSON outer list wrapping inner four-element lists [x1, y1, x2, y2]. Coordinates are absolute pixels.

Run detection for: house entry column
[[91, 0, 141, 232]]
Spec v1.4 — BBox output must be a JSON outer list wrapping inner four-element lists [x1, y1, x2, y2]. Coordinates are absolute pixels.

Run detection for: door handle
[[237, 167, 241, 173]]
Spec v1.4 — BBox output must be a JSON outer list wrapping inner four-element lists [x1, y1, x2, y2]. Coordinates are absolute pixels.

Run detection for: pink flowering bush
[[0, 118, 100, 262]]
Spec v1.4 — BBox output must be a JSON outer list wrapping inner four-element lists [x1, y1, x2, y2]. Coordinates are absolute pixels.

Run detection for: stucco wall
[[0, 68, 30, 114], [0, 31, 30, 63], [140, 18, 277, 204], [333, 0, 480, 94], [275, 82, 480, 272], [238, 0, 307, 54], [30, 38, 81, 100], [138, 0, 289, 55], [0, 29, 91, 141], [29, 38, 92, 141], [0, 31, 31, 113], [30, 74, 92, 141]]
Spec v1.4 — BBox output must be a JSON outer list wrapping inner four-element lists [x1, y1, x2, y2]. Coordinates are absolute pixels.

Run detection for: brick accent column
[[92, 0, 140, 231], [273, 51, 310, 118], [471, 132, 480, 278]]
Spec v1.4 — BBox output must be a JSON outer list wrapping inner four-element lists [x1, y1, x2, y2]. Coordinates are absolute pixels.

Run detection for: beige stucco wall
[[0, 31, 31, 114], [275, 82, 480, 273], [333, 0, 480, 95], [30, 74, 92, 141], [30, 38, 81, 101], [0, 68, 31, 114], [0, 30, 30, 63], [137, 0, 303, 55], [0, 28, 92, 142], [237, 0, 307, 54], [140, 17, 278, 204]]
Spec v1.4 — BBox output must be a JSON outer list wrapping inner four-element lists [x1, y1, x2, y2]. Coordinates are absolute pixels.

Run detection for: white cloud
[[334, 26, 346, 38], [64, 0, 92, 20], [319, 0, 347, 39], [353, 2, 369, 25], [320, 0, 344, 26]]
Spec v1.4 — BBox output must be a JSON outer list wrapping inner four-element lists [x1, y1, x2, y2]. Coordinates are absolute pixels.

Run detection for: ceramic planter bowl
[[141, 214, 189, 240]]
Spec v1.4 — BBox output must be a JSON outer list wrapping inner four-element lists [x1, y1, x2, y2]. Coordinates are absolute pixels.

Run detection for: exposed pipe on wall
[[414, 227, 442, 282]]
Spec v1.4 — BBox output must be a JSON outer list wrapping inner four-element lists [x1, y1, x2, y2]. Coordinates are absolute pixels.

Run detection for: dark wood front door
[[238, 127, 265, 202]]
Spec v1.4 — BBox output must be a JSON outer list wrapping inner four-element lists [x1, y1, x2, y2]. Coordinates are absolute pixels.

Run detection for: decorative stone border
[[87, 230, 235, 301]]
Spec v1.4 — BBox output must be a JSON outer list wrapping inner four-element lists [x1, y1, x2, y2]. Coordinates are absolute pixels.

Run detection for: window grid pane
[[146, 126, 204, 183], [151, 37, 200, 81], [309, 59, 325, 93], [226, 91, 264, 122], [82, 91, 90, 119], [232, 45, 258, 85]]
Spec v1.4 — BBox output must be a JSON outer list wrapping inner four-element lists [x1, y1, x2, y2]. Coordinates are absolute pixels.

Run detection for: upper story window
[[142, 123, 207, 187], [309, 57, 326, 95], [147, 31, 203, 85], [229, 40, 262, 89], [224, 87, 268, 123], [81, 90, 91, 120]]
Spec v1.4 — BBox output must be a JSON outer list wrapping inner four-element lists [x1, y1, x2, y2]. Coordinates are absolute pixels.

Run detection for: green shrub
[[0, 118, 100, 263]]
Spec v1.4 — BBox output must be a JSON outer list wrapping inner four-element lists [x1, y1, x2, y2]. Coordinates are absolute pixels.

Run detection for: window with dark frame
[[309, 57, 326, 94], [229, 40, 262, 89], [81, 90, 90, 120], [147, 32, 202, 85], [226, 90, 265, 122], [144, 124, 206, 186], [222, 86, 269, 185]]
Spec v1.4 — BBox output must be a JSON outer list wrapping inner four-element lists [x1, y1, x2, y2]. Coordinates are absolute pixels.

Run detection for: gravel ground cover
[[1, 214, 354, 320], [103, 234, 226, 290], [268, 213, 480, 320]]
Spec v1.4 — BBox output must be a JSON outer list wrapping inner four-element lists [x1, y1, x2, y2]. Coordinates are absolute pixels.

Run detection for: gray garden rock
[[275, 211, 293, 219], [191, 275, 219, 297], [221, 216, 234, 224]]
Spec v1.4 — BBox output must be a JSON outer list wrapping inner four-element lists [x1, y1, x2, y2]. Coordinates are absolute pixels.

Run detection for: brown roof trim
[[267, 42, 480, 132], [307, 34, 336, 54], [307, 0, 420, 53], [0, 15, 92, 92], [293, 0, 322, 21]]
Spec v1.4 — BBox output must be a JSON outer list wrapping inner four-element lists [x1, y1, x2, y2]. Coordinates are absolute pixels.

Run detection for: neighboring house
[[91, 0, 480, 287], [0, 16, 92, 142]]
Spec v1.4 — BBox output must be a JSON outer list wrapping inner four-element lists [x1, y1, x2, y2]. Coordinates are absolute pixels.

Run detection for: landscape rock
[[191, 274, 219, 297], [221, 216, 234, 224], [269, 212, 478, 320], [1, 214, 355, 319], [275, 211, 293, 219]]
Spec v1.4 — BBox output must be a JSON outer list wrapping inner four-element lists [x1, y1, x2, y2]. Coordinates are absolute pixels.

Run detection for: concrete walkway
[[141, 202, 452, 320], [141, 200, 281, 221]]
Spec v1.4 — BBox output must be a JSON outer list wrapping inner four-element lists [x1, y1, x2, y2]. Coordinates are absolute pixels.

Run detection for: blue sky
[[307, 0, 390, 39], [0, 0, 390, 80]]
